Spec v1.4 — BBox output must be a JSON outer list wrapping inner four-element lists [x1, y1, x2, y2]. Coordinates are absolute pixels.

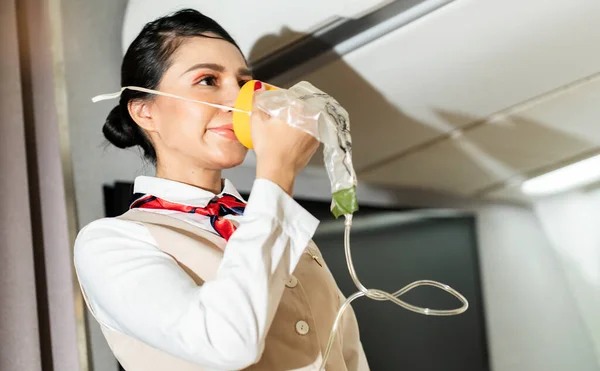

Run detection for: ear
[[128, 99, 156, 133]]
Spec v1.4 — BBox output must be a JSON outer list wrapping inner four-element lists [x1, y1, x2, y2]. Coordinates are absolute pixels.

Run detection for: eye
[[196, 75, 218, 86], [238, 79, 252, 88]]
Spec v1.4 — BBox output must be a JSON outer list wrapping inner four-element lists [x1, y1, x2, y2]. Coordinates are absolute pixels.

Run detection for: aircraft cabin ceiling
[[123, 0, 600, 204]]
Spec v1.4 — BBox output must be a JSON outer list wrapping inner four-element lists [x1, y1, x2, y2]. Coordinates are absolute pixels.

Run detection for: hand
[[250, 90, 320, 195]]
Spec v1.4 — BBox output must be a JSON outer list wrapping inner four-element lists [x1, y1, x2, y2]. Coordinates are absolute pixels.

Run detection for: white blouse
[[74, 176, 321, 369]]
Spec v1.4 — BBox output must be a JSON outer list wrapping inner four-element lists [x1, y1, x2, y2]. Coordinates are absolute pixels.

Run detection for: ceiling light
[[521, 154, 600, 196]]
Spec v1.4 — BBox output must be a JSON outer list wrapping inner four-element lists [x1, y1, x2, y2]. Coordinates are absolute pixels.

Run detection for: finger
[[250, 81, 269, 120], [253, 80, 266, 93]]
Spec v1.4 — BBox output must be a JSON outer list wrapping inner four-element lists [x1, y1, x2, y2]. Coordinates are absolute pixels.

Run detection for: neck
[[156, 161, 223, 195]]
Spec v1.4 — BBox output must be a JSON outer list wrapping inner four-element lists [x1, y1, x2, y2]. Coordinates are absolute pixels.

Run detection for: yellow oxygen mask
[[232, 80, 278, 149]]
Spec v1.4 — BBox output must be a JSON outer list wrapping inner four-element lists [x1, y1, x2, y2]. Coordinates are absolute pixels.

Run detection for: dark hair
[[102, 9, 241, 164]]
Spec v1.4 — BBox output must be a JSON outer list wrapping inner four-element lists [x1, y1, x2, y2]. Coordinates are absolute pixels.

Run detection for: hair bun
[[102, 105, 140, 149]]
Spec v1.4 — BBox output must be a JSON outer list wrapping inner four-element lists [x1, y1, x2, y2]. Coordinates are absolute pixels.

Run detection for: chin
[[211, 149, 248, 169], [220, 158, 246, 169]]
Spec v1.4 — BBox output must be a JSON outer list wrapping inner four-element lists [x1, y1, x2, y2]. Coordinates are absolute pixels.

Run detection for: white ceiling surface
[[291, 0, 600, 201], [122, 0, 391, 60]]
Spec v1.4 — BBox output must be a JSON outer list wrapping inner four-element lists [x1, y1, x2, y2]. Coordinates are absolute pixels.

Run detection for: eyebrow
[[182, 63, 253, 77]]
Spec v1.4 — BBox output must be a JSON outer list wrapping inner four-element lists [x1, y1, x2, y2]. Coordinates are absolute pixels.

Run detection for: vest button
[[285, 276, 298, 288], [295, 320, 310, 335]]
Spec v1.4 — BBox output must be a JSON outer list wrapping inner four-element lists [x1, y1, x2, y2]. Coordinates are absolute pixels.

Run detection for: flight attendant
[[74, 8, 369, 371]]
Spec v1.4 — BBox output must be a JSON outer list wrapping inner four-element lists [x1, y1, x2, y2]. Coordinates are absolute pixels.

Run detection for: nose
[[220, 82, 241, 113]]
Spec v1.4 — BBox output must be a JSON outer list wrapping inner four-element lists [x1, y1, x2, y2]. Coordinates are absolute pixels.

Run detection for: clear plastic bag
[[255, 81, 358, 217]]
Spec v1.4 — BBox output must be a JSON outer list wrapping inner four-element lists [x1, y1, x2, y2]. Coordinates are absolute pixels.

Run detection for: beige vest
[[78, 210, 368, 371]]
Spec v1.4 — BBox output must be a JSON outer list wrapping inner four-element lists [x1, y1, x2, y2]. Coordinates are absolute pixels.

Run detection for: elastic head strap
[[91, 86, 250, 115]]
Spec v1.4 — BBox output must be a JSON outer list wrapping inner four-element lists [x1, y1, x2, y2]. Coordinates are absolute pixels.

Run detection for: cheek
[[157, 101, 215, 144]]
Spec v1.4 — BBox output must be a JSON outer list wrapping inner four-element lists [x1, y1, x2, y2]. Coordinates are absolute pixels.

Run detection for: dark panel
[[314, 216, 489, 371], [103, 181, 135, 217]]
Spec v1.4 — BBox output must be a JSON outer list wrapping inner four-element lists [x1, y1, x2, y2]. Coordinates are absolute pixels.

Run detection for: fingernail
[[254, 81, 263, 91]]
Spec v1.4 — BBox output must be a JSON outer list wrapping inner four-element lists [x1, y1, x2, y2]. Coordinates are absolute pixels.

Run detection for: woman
[[74, 9, 369, 371]]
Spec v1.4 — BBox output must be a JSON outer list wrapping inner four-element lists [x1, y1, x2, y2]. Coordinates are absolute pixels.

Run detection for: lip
[[207, 124, 238, 141]]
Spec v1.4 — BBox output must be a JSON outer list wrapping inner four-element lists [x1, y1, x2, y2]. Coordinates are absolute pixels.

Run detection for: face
[[133, 35, 252, 170]]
